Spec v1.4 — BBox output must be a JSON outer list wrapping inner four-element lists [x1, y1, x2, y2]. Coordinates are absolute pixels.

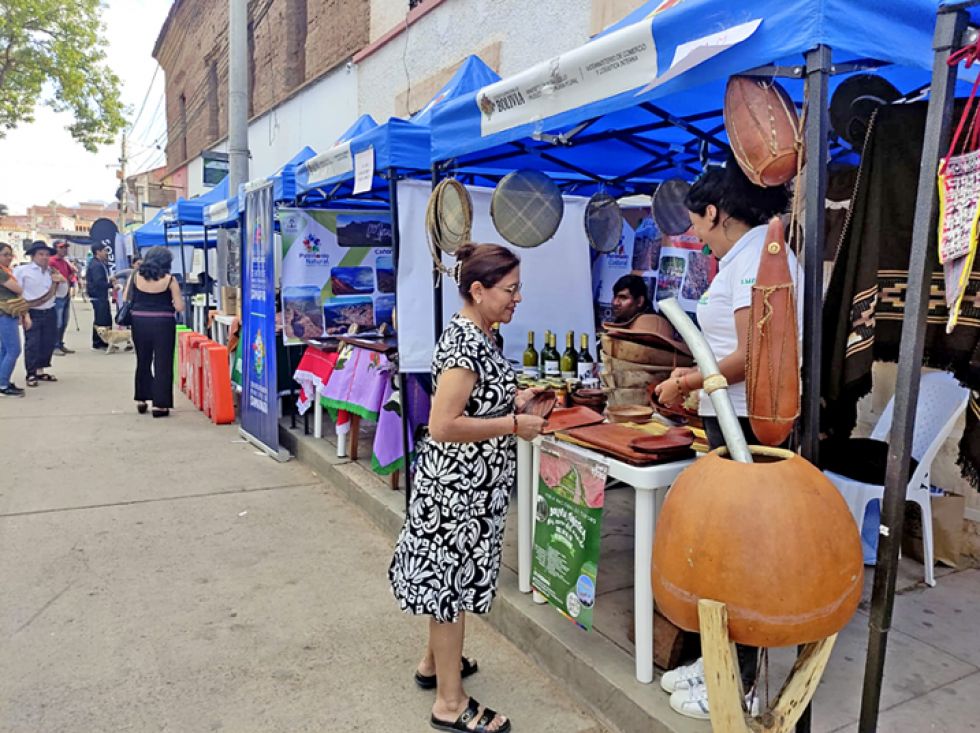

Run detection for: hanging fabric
[[938, 38, 980, 333]]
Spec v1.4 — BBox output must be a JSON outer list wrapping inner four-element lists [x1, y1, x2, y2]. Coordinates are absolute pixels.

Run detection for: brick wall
[[154, 0, 369, 175]]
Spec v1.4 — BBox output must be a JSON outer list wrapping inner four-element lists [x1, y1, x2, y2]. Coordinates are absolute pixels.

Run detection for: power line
[[128, 64, 161, 134]]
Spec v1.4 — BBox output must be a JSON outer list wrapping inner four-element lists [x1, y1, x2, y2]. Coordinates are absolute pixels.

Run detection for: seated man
[[611, 274, 651, 324]]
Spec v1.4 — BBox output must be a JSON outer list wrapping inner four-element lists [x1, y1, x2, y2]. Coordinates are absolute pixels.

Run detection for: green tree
[[0, 0, 127, 152]]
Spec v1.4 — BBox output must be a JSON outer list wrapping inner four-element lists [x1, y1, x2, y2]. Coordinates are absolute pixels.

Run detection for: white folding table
[[516, 435, 693, 684]]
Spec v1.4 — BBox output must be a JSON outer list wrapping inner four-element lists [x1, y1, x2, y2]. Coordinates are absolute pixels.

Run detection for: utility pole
[[117, 132, 128, 235], [225, 0, 249, 292]]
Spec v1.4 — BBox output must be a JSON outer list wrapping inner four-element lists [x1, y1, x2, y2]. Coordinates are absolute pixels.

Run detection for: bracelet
[[512, 413, 519, 435]]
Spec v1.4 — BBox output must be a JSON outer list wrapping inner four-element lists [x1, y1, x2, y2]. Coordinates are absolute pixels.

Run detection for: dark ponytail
[[685, 154, 789, 227]]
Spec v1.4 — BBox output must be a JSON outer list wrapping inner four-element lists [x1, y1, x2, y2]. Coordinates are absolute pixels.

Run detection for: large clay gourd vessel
[[652, 446, 863, 647], [725, 76, 802, 187]]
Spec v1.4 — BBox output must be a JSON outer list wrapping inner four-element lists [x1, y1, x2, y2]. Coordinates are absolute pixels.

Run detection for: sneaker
[[660, 657, 704, 693], [669, 683, 761, 721], [60, 346, 75, 354], [53, 347, 66, 356], [0, 384, 25, 397]]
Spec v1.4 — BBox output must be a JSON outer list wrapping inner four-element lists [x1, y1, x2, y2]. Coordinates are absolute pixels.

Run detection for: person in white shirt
[[654, 161, 799, 721], [15, 241, 65, 387]]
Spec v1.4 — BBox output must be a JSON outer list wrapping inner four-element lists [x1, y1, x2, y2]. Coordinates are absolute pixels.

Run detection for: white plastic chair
[[824, 371, 969, 587]]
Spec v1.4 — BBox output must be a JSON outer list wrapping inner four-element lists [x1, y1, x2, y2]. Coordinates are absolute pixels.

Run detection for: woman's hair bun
[[454, 242, 476, 262]]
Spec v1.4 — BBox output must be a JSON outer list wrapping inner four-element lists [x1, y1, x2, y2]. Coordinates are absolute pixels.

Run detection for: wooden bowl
[[607, 404, 654, 424]]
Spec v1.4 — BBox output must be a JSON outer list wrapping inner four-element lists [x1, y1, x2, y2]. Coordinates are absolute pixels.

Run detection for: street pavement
[[0, 301, 605, 733]]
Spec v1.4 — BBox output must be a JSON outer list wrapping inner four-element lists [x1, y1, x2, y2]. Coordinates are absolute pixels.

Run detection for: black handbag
[[115, 276, 136, 327]]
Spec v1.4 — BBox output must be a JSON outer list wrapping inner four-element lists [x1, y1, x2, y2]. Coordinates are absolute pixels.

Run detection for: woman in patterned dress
[[389, 243, 546, 733]]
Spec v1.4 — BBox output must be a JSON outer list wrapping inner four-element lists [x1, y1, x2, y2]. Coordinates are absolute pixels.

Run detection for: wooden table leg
[[349, 415, 361, 461]]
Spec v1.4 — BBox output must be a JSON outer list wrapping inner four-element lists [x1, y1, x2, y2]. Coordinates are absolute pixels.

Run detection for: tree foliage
[[0, 0, 127, 151]]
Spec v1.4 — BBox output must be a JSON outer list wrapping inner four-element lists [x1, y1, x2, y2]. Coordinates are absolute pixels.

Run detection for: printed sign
[[298, 142, 354, 189], [279, 207, 395, 345], [353, 146, 375, 195], [532, 441, 608, 631], [240, 182, 281, 455]]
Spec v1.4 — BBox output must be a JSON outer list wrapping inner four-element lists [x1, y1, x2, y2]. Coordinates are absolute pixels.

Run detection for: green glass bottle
[[577, 333, 595, 381], [522, 330, 540, 378], [542, 332, 560, 378], [561, 330, 578, 380]]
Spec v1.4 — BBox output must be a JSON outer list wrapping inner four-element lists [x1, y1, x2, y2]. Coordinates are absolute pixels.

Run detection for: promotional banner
[[532, 441, 608, 631], [278, 207, 394, 345], [240, 182, 284, 458]]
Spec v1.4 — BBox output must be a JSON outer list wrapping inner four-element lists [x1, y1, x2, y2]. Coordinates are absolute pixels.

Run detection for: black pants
[[703, 415, 761, 692], [133, 315, 176, 408], [24, 308, 57, 376], [92, 298, 112, 348]]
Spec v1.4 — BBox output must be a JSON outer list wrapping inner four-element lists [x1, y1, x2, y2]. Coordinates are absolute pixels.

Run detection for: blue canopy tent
[[133, 207, 206, 248], [431, 1, 970, 726]]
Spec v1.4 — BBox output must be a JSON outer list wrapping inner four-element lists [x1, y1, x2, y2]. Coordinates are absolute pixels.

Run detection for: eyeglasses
[[494, 283, 522, 298]]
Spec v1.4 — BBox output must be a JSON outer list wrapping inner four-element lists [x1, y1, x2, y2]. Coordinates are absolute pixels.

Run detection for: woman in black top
[[125, 247, 185, 416]]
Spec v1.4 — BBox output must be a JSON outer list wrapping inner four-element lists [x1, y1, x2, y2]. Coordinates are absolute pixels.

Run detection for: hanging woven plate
[[584, 192, 624, 253], [434, 178, 473, 255], [491, 169, 564, 248], [652, 178, 692, 236]]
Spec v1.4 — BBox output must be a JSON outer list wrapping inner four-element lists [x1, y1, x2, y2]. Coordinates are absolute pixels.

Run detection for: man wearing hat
[[86, 242, 116, 350], [49, 240, 77, 355], [14, 241, 65, 386]]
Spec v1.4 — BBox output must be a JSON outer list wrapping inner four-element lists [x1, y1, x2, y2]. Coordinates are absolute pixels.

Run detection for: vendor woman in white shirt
[[654, 159, 800, 721]]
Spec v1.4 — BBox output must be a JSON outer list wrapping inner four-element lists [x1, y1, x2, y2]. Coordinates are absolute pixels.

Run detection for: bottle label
[[577, 363, 594, 380], [543, 360, 560, 376], [523, 366, 540, 378], [561, 370, 576, 380]]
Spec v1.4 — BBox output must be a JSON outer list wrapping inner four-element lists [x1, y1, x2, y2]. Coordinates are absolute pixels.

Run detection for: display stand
[[698, 600, 836, 733]]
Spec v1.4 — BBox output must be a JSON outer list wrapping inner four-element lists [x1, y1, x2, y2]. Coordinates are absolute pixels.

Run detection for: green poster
[[532, 441, 608, 630]]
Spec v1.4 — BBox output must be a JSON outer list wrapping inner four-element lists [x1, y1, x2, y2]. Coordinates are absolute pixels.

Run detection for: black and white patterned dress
[[389, 314, 518, 623]]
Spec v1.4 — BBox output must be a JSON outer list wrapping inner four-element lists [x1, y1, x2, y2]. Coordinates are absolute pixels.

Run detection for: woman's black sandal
[[26, 375, 38, 387], [152, 408, 170, 418], [36, 373, 57, 382], [430, 697, 510, 733], [137, 402, 148, 414], [415, 657, 478, 689]]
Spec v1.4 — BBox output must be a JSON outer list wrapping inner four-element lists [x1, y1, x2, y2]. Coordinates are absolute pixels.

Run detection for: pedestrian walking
[[49, 240, 78, 355], [388, 244, 546, 733], [15, 241, 64, 387], [0, 243, 30, 396], [86, 242, 116, 350], [126, 247, 184, 417]]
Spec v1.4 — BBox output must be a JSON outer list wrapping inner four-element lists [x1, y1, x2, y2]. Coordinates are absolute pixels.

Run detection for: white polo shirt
[[695, 225, 803, 417], [14, 262, 55, 310]]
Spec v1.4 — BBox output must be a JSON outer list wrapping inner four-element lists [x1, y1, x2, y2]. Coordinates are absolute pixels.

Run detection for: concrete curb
[[280, 423, 706, 733]]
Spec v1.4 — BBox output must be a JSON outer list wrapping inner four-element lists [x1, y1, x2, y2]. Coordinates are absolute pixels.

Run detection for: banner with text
[[532, 441, 607, 631], [241, 182, 280, 454], [278, 207, 394, 346]]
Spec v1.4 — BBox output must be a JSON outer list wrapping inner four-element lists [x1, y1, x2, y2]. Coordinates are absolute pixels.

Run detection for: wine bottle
[[491, 323, 503, 351], [543, 332, 560, 377], [523, 331, 540, 378], [560, 331, 578, 379], [577, 333, 595, 381]]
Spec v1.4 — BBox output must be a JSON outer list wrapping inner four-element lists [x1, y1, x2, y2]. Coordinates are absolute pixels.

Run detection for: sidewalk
[[0, 301, 605, 733]]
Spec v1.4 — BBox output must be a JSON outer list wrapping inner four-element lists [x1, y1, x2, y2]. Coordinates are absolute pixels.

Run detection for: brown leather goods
[[652, 446, 863, 647], [584, 192, 624, 252], [541, 406, 605, 434], [491, 169, 564, 248], [569, 388, 607, 413], [601, 333, 694, 367], [563, 423, 694, 464], [520, 389, 556, 419], [724, 76, 802, 187], [628, 427, 694, 454], [746, 216, 800, 445], [607, 404, 654, 423], [602, 313, 692, 356]]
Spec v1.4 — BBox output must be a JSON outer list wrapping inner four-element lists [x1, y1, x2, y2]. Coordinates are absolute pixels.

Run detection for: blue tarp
[[168, 176, 230, 226], [297, 56, 500, 201], [132, 207, 206, 247], [938, 0, 980, 24], [431, 0, 946, 185], [272, 145, 318, 203]]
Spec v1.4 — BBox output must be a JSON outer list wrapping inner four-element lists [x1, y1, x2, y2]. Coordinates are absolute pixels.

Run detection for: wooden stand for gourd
[[696, 599, 836, 733], [658, 299, 837, 733]]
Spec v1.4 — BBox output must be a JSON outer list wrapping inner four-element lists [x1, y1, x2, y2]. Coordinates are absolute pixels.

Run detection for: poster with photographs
[[655, 233, 716, 312], [278, 207, 394, 345]]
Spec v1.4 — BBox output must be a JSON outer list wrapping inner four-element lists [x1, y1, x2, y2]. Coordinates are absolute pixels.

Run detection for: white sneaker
[[660, 657, 704, 693], [669, 683, 762, 721]]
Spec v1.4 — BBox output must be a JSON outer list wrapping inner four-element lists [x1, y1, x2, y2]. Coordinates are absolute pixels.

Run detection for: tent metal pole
[[432, 165, 445, 344], [858, 10, 968, 731], [203, 224, 211, 323], [388, 170, 414, 511], [795, 43, 833, 733], [173, 221, 190, 326]]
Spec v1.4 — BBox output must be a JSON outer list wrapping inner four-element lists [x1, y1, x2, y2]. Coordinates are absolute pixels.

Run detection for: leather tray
[[562, 423, 695, 465], [541, 406, 605, 435], [629, 427, 694, 454], [520, 390, 556, 419]]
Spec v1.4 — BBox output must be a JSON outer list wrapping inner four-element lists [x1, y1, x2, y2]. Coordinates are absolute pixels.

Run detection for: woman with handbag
[[123, 246, 184, 417], [0, 243, 30, 397]]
